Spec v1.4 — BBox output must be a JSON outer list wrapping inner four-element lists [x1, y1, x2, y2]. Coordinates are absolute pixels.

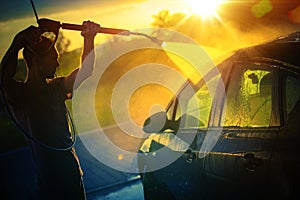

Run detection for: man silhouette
[[1, 20, 100, 199]]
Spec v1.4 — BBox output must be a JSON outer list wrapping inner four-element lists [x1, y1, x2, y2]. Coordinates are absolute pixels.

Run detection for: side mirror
[[143, 111, 167, 133], [143, 111, 181, 133]]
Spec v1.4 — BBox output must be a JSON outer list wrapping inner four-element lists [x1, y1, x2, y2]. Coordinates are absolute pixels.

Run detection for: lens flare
[[185, 0, 225, 19], [251, 0, 273, 18]]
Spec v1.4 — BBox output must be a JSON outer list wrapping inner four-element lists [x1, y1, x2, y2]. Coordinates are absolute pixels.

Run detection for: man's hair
[[23, 36, 56, 69]]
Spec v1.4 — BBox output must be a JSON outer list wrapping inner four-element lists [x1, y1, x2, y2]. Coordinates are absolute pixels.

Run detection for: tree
[[151, 10, 185, 29], [55, 32, 71, 55]]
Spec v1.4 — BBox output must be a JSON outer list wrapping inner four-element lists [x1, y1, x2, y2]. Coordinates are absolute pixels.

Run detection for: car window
[[285, 73, 300, 119], [168, 73, 221, 128], [221, 63, 274, 127], [184, 74, 221, 128]]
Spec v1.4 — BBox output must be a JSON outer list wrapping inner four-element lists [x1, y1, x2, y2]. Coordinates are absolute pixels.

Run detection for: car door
[[201, 60, 279, 199], [139, 72, 221, 199], [269, 70, 300, 199]]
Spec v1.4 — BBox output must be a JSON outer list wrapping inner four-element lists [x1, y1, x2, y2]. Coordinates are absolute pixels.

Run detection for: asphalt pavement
[[0, 135, 145, 200]]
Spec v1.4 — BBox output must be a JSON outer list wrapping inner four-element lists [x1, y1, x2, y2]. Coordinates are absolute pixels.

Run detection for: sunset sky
[[0, 0, 191, 57], [1, 0, 300, 58]]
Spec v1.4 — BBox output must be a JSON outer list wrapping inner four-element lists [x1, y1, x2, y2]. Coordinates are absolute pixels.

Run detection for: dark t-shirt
[[6, 77, 83, 185]]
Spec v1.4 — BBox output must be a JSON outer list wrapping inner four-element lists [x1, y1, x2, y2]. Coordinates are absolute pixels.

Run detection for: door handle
[[242, 153, 263, 173], [224, 132, 236, 138], [185, 149, 196, 164]]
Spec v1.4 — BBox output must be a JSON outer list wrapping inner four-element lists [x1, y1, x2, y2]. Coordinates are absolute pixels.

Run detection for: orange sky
[[1, 0, 300, 59], [0, 0, 192, 58]]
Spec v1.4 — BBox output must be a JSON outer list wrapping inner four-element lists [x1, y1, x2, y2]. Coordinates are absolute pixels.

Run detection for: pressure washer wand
[[61, 21, 163, 44], [61, 22, 131, 36], [38, 19, 163, 45], [30, 0, 130, 36], [37, 18, 130, 36], [31, 0, 161, 42]]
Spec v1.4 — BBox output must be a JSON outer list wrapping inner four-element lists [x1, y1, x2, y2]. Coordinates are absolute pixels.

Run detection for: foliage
[[56, 48, 81, 76], [151, 10, 186, 29], [55, 32, 71, 55]]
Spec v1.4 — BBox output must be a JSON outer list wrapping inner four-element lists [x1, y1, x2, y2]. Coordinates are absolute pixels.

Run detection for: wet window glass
[[181, 74, 221, 128], [285, 74, 300, 118], [221, 64, 273, 127]]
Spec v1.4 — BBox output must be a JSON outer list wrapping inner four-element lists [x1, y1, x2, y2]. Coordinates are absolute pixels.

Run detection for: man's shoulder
[[48, 77, 65, 84], [47, 77, 70, 99], [47, 77, 67, 88]]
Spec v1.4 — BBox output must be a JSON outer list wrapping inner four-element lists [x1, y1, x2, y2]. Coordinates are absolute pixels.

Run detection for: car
[[137, 32, 300, 200]]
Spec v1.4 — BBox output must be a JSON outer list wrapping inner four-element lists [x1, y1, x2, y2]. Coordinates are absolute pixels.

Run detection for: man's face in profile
[[38, 47, 59, 79]]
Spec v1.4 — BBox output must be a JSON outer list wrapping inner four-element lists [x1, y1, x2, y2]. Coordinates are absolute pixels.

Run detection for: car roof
[[225, 31, 300, 74], [169, 31, 300, 105]]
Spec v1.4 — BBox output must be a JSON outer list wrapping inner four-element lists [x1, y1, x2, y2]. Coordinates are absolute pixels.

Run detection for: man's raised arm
[[1, 26, 40, 89], [64, 21, 100, 92]]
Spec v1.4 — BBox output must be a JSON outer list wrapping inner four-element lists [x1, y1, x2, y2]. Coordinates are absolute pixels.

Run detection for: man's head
[[23, 36, 59, 79]]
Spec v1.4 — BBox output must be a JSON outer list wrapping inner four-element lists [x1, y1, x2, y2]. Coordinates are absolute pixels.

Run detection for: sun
[[185, 0, 225, 19]]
